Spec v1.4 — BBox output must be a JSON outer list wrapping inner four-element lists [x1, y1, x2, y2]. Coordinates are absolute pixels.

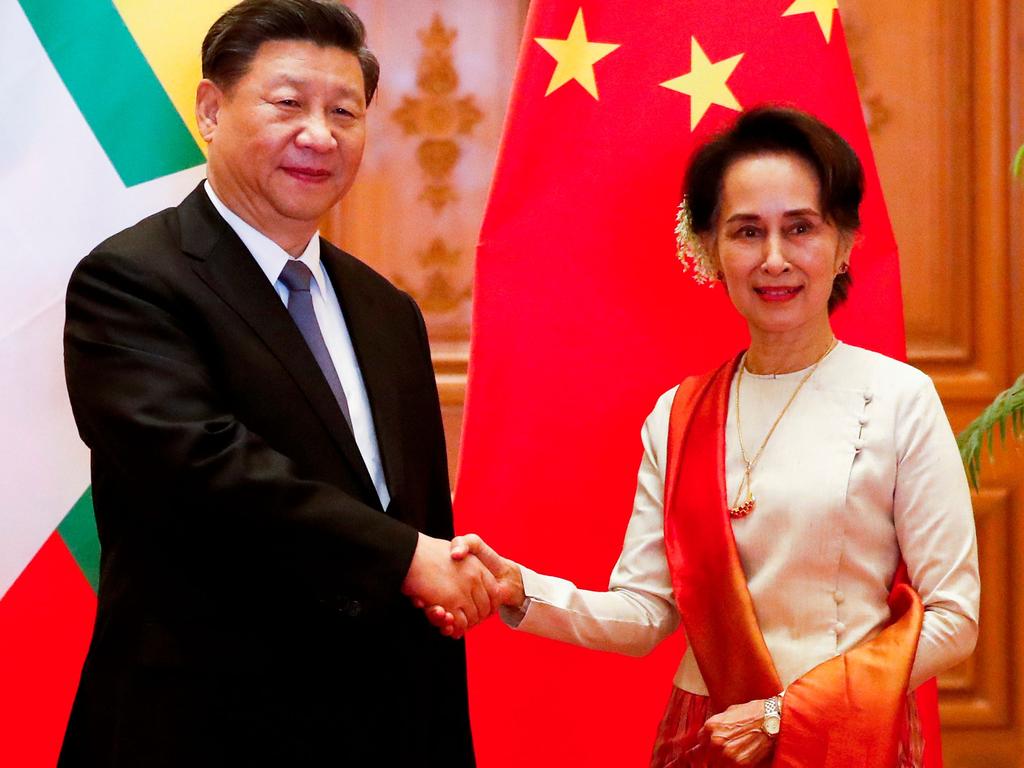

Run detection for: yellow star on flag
[[660, 38, 744, 130], [534, 8, 620, 99], [783, 0, 839, 43]]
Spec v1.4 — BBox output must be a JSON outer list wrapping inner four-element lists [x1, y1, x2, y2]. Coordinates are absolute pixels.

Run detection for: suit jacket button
[[347, 600, 362, 617]]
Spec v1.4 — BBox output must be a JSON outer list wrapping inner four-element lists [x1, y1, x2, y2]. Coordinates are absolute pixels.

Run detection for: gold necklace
[[729, 338, 838, 519]]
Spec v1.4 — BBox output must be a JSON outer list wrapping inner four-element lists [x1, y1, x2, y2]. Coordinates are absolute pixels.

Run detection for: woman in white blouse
[[430, 107, 979, 768]]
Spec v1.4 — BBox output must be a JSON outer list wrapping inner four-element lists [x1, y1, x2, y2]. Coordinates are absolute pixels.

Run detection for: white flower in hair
[[675, 198, 717, 284]]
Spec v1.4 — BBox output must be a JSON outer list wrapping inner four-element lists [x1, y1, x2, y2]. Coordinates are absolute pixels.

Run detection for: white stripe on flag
[[0, 3, 206, 598]]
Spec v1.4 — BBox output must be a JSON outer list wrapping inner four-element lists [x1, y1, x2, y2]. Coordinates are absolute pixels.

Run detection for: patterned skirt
[[649, 686, 924, 768]]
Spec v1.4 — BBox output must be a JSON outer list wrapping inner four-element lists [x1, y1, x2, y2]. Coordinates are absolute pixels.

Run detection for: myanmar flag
[[456, 1, 938, 767], [0, 2, 231, 763]]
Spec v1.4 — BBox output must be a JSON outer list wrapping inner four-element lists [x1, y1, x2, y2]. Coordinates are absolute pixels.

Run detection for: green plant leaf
[[957, 371, 1024, 490]]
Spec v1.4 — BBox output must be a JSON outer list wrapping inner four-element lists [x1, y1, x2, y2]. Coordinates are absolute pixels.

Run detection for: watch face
[[764, 715, 781, 736]]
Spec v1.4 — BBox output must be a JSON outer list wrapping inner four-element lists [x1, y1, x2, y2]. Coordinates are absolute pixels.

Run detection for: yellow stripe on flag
[[111, 0, 235, 152]]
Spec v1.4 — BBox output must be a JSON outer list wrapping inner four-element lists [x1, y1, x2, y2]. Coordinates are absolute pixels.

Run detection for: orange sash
[[662, 357, 933, 767]]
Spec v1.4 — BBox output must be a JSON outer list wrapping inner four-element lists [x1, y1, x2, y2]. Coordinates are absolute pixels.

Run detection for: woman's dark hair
[[202, 0, 379, 105], [684, 106, 863, 312]]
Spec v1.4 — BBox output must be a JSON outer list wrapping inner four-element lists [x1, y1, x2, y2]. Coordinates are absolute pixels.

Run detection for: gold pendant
[[729, 496, 756, 519]]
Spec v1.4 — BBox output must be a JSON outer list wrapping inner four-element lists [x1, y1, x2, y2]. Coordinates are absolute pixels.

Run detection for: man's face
[[198, 39, 367, 245]]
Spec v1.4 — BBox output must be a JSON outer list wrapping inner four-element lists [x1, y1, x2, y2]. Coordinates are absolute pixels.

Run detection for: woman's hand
[[686, 699, 776, 767], [417, 534, 525, 639], [450, 534, 525, 606]]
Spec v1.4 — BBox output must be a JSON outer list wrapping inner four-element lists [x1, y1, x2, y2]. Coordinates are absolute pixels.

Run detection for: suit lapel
[[321, 246, 405, 502], [175, 184, 379, 502]]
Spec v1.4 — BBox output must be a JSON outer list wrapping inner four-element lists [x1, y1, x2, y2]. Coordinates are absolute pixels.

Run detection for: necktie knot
[[280, 259, 313, 292]]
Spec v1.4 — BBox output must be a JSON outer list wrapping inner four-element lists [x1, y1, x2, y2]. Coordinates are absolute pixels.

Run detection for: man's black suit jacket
[[59, 184, 474, 766]]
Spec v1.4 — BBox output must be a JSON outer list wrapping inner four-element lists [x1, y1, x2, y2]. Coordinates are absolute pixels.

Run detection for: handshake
[[401, 533, 525, 639]]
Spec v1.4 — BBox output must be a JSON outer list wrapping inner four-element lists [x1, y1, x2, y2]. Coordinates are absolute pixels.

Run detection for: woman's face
[[706, 152, 849, 340]]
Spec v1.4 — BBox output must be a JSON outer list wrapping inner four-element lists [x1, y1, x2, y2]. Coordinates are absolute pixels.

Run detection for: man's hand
[[401, 533, 502, 636], [685, 698, 775, 767], [421, 534, 525, 638], [451, 534, 524, 606]]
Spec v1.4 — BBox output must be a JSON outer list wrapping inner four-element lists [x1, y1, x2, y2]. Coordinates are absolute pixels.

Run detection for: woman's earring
[[838, 262, 849, 274]]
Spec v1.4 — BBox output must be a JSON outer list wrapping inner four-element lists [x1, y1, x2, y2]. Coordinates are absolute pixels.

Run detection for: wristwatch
[[762, 694, 782, 736]]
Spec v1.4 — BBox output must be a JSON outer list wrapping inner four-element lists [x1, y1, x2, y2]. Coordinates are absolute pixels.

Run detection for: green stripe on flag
[[57, 488, 100, 594], [18, 0, 205, 186]]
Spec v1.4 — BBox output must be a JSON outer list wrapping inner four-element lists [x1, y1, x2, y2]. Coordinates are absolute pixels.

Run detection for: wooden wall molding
[[843, 0, 1015, 400], [843, 0, 1022, 760], [939, 488, 1010, 729]]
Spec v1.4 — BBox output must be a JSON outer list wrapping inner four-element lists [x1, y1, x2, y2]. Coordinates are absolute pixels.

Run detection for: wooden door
[[840, 0, 1024, 762]]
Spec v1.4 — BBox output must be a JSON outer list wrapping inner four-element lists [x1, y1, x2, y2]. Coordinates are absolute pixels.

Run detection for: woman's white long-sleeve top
[[505, 343, 980, 693]]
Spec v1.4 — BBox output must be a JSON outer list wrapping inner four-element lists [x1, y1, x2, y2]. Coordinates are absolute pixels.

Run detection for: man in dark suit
[[59, 1, 497, 764]]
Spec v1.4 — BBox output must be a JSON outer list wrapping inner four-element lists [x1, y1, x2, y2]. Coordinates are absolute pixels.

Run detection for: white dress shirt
[[204, 181, 390, 510], [505, 342, 980, 694]]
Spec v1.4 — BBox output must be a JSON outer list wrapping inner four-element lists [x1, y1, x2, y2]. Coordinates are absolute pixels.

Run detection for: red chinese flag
[[456, 2, 934, 767]]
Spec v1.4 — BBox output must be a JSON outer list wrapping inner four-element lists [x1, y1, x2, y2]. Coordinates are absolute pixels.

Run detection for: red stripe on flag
[[0, 532, 96, 767]]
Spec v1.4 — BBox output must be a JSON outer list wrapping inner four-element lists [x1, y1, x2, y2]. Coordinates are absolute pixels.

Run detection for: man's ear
[[195, 79, 223, 144]]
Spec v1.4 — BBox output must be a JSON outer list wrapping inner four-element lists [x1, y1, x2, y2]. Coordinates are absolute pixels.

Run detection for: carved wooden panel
[[938, 487, 1010, 729], [319, 1, 527, 482], [844, 0, 1024, 763], [322, 0, 525, 349], [937, 449, 1023, 766], [842, 0, 1012, 400], [844, 1, 974, 364]]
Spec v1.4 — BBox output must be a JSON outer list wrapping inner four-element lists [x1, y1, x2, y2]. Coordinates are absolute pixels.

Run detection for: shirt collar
[[204, 180, 324, 290]]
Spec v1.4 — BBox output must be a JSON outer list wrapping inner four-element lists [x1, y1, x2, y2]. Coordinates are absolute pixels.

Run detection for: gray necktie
[[279, 259, 352, 429]]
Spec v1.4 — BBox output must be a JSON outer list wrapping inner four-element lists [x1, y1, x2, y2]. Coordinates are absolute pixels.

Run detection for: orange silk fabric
[[662, 357, 927, 766], [663, 357, 782, 713]]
